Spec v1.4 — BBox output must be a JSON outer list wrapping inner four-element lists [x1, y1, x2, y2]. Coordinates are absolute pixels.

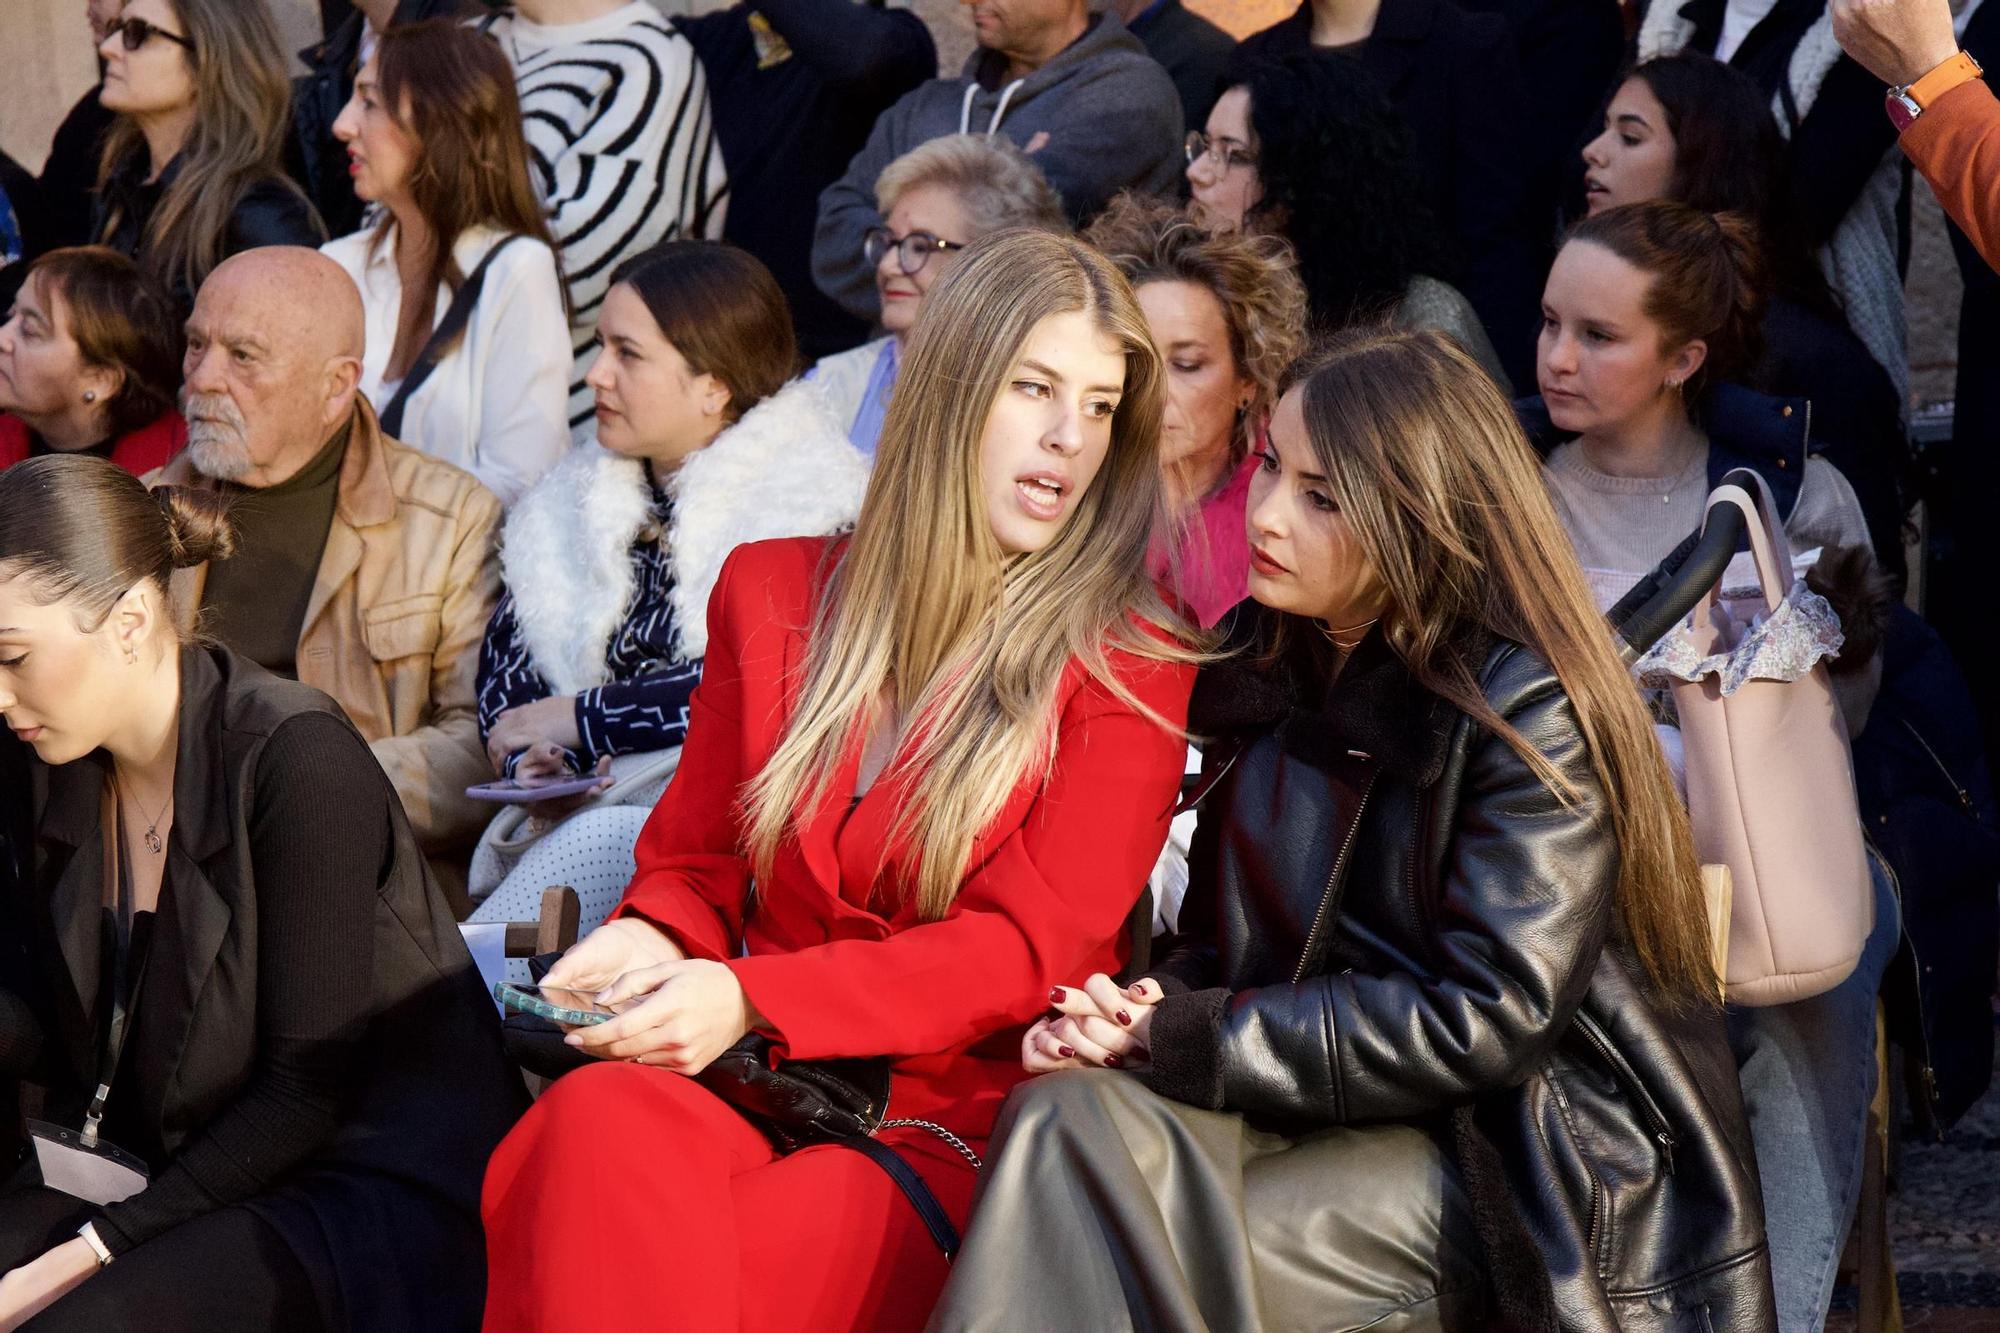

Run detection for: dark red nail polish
[[1117, 1010, 1132, 1026], [1104, 1054, 1123, 1068], [1049, 987, 1065, 1004], [1058, 1045, 1075, 1059]]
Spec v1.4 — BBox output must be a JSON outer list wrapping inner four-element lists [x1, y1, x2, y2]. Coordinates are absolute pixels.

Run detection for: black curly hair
[[1218, 50, 1451, 332]]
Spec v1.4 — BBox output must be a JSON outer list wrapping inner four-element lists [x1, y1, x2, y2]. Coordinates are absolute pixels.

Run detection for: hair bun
[[152, 486, 236, 568]]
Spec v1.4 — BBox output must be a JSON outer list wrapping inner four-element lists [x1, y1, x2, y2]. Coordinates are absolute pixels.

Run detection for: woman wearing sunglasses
[[808, 135, 1065, 459], [91, 0, 325, 318]]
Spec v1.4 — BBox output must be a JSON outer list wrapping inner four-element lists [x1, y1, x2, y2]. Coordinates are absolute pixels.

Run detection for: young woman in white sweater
[[322, 20, 572, 506]]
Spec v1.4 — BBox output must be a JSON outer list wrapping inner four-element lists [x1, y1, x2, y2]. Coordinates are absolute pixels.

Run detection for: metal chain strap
[[879, 1117, 984, 1171]]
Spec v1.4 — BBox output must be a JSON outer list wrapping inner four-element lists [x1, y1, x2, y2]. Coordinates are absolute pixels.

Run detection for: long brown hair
[[1288, 328, 1714, 1003], [369, 21, 564, 362], [95, 0, 319, 301], [740, 230, 1200, 919]]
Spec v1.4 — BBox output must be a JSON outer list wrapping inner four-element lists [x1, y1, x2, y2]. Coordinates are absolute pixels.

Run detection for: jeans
[[1726, 858, 1900, 1333]]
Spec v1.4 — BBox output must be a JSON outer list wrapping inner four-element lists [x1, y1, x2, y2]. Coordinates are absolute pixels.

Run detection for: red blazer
[[0, 410, 187, 476], [614, 535, 1195, 1144]]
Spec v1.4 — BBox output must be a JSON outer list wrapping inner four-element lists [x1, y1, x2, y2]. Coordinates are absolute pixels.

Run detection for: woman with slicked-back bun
[[152, 486, 236, 570], [0, 454, 524, 1328]]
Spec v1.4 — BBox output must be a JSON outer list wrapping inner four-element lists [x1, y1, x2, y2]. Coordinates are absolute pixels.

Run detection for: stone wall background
[[1, 0, 1960, 407]]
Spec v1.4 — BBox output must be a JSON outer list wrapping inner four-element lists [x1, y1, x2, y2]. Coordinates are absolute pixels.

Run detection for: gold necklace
[[1318, 616, 1379, 653]]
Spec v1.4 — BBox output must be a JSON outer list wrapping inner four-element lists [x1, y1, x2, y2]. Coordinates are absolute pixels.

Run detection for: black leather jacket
[[1142, 614, 1776, 1331]]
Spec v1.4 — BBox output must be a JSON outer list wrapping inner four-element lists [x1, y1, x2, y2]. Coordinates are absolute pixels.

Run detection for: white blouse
[[322, 223, 572, 506]]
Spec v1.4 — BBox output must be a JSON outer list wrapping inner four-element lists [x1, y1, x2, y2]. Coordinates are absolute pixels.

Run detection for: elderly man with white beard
[[148, 246, 503, 901]]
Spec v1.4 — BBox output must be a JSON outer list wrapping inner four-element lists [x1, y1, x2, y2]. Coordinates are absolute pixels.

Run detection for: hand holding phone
[[494, 982, 638, 1027]]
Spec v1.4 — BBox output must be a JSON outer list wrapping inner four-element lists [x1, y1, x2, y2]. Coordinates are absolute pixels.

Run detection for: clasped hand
[[544, 918, 762, 1073], [1023, 974, 1163, 1073]]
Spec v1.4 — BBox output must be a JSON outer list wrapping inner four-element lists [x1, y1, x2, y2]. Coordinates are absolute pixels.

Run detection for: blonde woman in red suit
[[479, 228, 1201, 1332]]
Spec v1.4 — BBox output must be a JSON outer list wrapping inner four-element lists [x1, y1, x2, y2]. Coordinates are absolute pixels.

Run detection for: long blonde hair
[[742, 229, 1197, 919], [1289, 329, 1715, 1003], [96, 0, 317, 300]]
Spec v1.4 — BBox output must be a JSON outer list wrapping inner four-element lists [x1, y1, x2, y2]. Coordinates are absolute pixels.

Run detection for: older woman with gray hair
[[809, 134, 1066, 456]]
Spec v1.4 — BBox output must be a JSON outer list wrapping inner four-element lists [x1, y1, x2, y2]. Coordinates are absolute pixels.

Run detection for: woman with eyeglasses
[[808, 135, 1066, 459], [92, 0, 325, 318], [1184, 51, 1510, 391]]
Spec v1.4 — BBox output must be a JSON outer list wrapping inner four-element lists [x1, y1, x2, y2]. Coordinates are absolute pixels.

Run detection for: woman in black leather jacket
[[930, 329, 1776, 1333]]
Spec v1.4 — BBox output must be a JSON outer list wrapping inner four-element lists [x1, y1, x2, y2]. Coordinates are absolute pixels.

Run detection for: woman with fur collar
[[466, 243, 867, 951]]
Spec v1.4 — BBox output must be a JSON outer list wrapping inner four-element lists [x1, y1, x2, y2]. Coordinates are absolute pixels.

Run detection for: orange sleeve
[[1901, 78, 2000, 273]]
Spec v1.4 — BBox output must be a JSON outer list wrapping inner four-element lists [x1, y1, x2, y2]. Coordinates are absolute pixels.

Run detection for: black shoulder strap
[[838, 1136, 962, 1259], [377, 234, 524, 440]]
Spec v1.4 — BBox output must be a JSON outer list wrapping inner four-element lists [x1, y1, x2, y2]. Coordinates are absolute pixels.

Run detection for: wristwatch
[[75, 1222, 114, 1266], [1887, 50, 1985, 131]]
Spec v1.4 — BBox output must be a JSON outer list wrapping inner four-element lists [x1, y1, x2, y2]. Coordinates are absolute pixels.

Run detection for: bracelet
[[75, 1222, 114, 1266]]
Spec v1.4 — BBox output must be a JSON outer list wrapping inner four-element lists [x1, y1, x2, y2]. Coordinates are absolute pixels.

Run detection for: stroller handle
[[1607, 467, 1760, 666]]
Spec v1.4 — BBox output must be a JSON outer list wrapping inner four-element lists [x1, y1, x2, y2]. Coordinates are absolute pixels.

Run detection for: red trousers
[[480, 1061, 978, 1332]]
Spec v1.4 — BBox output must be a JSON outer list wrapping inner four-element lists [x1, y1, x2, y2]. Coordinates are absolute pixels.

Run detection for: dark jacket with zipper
[[1141, 611, 1775, 1330], [1855, 605, 2000, 1132]]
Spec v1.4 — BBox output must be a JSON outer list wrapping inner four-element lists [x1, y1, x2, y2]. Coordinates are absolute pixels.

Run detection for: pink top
[[1149, 450, 1256, 629]]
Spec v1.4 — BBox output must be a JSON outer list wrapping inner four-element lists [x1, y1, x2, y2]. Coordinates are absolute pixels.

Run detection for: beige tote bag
[[1659, 475, 1872, 1006]]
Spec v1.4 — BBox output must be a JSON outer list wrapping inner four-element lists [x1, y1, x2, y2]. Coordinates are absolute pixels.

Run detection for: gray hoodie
[[811, 12, 1183, 322]]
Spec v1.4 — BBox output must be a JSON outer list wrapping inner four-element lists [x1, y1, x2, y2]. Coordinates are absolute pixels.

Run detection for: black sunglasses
[[106, 16, 196, 55]]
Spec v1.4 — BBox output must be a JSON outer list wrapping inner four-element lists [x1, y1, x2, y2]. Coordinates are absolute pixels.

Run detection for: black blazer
[[1238, 0, 1543, 383], [1142, 615, 1776, 1329], [1, 645, 524, 1330]]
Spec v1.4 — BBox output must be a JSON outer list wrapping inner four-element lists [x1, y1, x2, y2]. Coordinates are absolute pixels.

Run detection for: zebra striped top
[[480, 3, 730, 438]]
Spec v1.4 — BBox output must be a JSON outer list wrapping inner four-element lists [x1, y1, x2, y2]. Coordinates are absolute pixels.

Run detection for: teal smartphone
[[494, 981, 621, 1027]]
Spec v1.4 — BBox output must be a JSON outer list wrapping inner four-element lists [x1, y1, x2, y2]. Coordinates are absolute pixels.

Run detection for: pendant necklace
[[121, 775, 173, 855]]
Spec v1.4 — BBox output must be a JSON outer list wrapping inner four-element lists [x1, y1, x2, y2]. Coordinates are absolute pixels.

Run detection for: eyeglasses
[[1184, 131, 1257, 172], [862, 227, 965, 277], [105, 16, 196, 55]]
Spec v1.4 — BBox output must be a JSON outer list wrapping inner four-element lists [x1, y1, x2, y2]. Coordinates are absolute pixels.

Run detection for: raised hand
[[1831, 0, 1961, 88]]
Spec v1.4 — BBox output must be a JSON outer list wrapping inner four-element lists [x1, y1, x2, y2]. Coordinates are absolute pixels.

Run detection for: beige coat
[[151, 399, 502, 873]]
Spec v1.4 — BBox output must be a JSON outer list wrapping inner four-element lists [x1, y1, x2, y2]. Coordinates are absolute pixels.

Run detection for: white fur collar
[[499, 377, 868, 693]]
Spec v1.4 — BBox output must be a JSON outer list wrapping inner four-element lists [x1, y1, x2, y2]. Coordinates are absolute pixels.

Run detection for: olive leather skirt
[[926, 1070, 1486, 1333]]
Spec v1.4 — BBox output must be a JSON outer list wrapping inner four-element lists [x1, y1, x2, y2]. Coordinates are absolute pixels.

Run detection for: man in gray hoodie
[[811, 0, 1184, 323]]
